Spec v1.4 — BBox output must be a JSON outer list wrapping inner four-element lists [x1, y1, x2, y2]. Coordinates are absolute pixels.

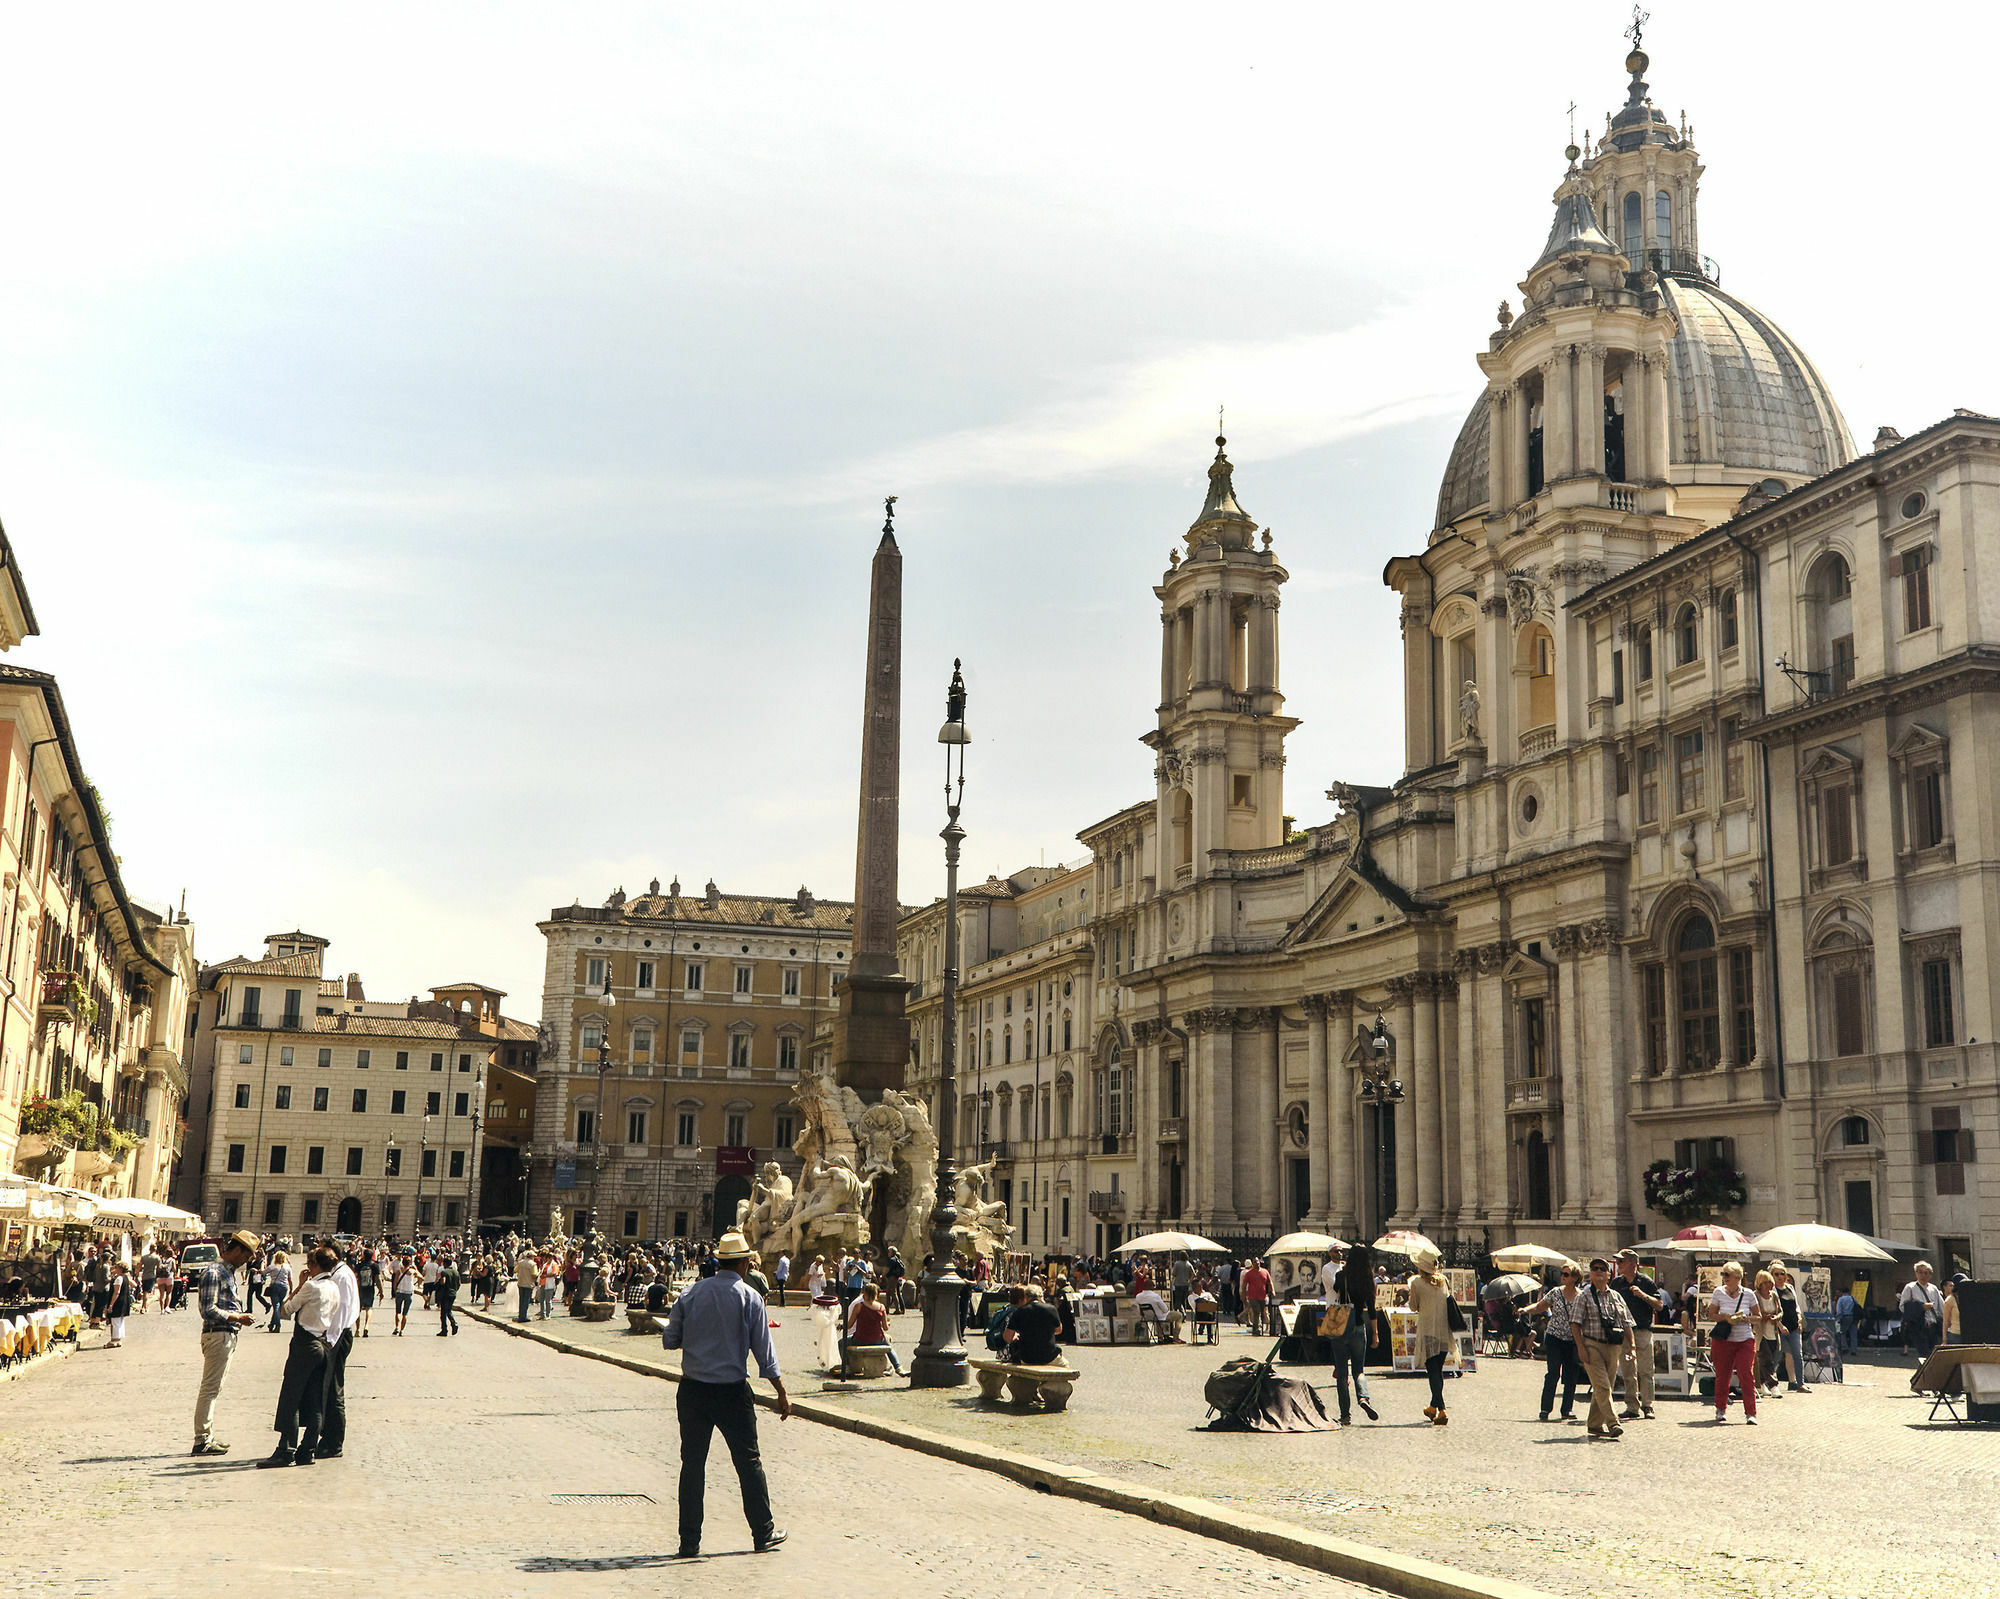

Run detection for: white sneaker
[[1745, 1415, 1759, 1426]]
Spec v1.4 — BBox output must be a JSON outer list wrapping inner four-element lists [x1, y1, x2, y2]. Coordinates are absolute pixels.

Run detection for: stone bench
[[581, 1301, 616, 1322], [843, 1344, 894, 1379], [967, 1357, 1077, 1412], [625, 1308, 663, 1334]]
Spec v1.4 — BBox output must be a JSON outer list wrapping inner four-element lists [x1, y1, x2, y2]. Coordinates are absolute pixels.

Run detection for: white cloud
[[807, 303, 1471, 500]]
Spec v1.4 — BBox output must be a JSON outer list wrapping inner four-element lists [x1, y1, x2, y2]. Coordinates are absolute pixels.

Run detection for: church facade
[[1062, 41, 1997, 1272]]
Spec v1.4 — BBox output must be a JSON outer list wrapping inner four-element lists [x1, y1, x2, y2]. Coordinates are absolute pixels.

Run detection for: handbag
[[1321, 1303, 1351, 1337], [1445, 1292, 1467, 1334]]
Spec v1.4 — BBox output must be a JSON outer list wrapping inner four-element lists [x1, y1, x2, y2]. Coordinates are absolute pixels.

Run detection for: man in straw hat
[[190, 1230, 260, 1456], [661, 1229, 791, 1558]]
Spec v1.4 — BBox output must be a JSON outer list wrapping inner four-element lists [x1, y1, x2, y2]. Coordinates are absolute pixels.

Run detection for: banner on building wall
[[553, 1162, 576, 1191], [716, 1146, 755, 1176]]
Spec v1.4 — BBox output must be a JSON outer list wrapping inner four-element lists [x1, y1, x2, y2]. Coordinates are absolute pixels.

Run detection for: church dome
[[1434, 275, 1854, 529]]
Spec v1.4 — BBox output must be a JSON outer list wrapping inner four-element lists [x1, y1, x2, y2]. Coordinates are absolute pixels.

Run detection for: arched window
[[1676, 603, 1700, 667], [1623, 190, 1643, 258], [1807, 553, 1855, 695], [1655, 190, 1672, 255], [1676, 914, 1721, 1071]]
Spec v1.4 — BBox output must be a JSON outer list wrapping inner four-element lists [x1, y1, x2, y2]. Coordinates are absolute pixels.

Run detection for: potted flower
[[1643, 1158, 1749, 1225]]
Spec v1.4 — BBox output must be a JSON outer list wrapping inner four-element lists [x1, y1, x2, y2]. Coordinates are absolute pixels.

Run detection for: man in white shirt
[[421, 1253, 442, 1309], [1900, 1262, 1946, 1359], [1317, 1245, 1345, 1304], [263, 1247, 341, 1468], [1132, 1286, 1180, 1342], [319, 1249, 362, 1459]]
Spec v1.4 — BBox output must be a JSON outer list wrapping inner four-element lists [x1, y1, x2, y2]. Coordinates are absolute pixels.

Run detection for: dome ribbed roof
[[1434, 278, 1854, 528]]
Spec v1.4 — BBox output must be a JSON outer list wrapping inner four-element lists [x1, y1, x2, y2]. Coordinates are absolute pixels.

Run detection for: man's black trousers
[[676, 1379, 773, 1547]]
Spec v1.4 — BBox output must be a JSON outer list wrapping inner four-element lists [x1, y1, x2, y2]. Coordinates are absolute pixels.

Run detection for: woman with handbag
[[1407, 1246, 1457, 1425], [1708, 1261, 1760, 1423], [1533, 1263, 1587, 1422], [1752, 1269, 1782, 1396]]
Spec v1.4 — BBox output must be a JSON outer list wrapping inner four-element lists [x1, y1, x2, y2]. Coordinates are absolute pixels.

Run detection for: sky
[[1, 2, 1990, 1012]]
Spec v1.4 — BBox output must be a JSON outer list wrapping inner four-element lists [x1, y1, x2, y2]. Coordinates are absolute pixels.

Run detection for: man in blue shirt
[[662, 1230, 791, 1558], [191, 1230, 259, 1456]]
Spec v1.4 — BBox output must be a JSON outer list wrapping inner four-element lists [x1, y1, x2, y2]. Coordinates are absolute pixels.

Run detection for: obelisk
[[830, 496, 910, 1102]]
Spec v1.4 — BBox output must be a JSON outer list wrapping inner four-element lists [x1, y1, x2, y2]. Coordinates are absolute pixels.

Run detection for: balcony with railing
[[1518, 724, 1558, 760], [1087, 1189, 1127, 1217], [981, 1140, 1010, 1163], [1503, 1075, 1561, 1113], [113, 1111, 152, 1139]]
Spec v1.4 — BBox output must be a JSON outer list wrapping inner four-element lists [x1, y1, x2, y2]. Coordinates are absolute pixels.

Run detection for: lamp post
[[465, 1070, 483, 1245], [586, 1040, 612, 1246], [912, 659, 972, 1388], [1354, 1015, 1404, 1240], [416, 1114, 432, 1241], [382, 1139, 398, 1243]]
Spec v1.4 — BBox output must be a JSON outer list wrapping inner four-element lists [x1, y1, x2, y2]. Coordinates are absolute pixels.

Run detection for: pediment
[[1889, 722, 1946, 760], [1285, 865, 1402, 950], [1800, 742, 1861, 780]]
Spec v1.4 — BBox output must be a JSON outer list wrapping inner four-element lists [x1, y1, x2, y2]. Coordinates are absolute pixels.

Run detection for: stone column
[[1627, 354, 1651, 483], [1453, 952, 1481, 1226], [1303, 995, 1331, 1228], [1651, 346, 1676, 470], [1582, 344, 1606, 477], [1554, 924, 1587, 1221], [1191, 592, 1212, 687], [1159, 610, 1176, 708], [1401, 594, 1434, 772], [1437, 974, 1461, 1228], [1547, 351, 1573, 481], [1331, 992, 1361, 1240], [140, 1068, 170, 1203], [1388, 976, 1418, 1227], [1185, 1011, 1234, 1231], [1414, 973, 1443, 1233], [1475, 943, 1514, 1224], [1486, 386, 1511, 510], [1579, 922, 1626, 1225], [1212, 588, 1232, 691]]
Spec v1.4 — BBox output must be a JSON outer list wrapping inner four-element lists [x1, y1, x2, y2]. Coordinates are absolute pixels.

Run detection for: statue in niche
[[1458, 679, 1481, 741]]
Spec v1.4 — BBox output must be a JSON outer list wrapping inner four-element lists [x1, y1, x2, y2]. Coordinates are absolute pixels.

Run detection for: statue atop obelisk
[[830, 496, 910, 1102]]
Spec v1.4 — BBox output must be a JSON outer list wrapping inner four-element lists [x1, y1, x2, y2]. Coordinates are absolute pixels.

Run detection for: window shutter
[[1961, 1128, 1976, 1163], [1916, 1129, 1935, 1165], [1932, 1106, 1961, 1130], [1719, 1137, 1737, 1169]]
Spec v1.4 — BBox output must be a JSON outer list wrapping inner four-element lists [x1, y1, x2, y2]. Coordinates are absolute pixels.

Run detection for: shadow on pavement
[[522, 1553, 757, 1571]]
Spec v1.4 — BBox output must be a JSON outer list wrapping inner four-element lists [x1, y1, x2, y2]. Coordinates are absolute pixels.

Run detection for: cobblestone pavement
[[485, 1296, 2000, 1599], [1, 1307, 1387, 1599]]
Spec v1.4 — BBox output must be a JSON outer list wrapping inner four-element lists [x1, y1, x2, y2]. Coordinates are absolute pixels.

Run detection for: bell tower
[[1142, 432, 1297, 883]]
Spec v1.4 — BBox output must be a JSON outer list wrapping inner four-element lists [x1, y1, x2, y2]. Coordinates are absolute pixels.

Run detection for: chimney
[[705, 879, 721, 911], [346, 973, 365, 1001]]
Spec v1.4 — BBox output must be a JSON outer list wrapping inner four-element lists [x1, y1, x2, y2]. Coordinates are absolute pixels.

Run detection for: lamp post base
[[908, 1265, 970, 1388]]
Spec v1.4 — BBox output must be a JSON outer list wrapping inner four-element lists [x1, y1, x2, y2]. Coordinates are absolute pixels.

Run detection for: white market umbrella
[[1491, 1242, 1573, 1270], [1750, 1224, 1895, 1262], [1113, 1231, 1227, 1255], [1645, 1224, 1755, 1256], [1371, 1230, 1438, 1258], [1267, 1232, 1347, 1255]]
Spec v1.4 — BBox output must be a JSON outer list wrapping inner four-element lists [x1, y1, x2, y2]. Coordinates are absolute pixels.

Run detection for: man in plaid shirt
[[1572, 1257, 1636, 1438]]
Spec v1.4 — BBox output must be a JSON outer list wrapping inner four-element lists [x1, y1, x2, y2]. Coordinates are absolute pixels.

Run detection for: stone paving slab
[[480, 1297, 2000, 1599], [0, 1302, 1392, 1599]]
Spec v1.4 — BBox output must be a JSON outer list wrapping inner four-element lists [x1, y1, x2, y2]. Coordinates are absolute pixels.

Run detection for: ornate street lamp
[[381, 1139, 398, 1243], [1355, 1015, 1404, 1239], [415, 1114, 432, 1240], [912, 660, 972, 1388], [465, 1066, 484, 1243]]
